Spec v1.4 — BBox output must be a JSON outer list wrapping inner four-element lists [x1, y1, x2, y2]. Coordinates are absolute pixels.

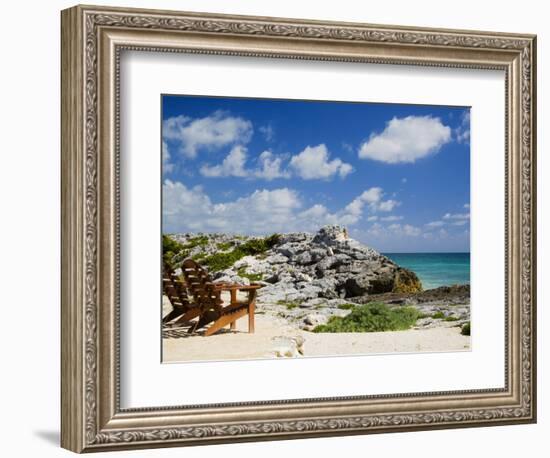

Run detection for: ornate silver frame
[[61, 4, 537, 453]]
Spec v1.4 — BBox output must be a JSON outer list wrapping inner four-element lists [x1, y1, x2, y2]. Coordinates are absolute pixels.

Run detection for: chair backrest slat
[[163, 263, 191, 310], [181, 259, 222, 310]]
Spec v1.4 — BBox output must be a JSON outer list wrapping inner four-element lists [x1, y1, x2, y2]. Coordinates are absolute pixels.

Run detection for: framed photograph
[[61, 4, 537, 453]]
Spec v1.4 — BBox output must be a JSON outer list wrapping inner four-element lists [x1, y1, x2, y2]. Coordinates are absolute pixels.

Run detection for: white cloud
[[377, 200, 400, 212], [464, 203, 470, 209], [162, 141, 174, 174], [380, 215, 403, 222], [388, 223, 422, 237], [344, 187, 400, 215], [342, 142, 354, 153], [163, 181, 302, 234], [163, 182, 395, 234], [199, 148, 290, 180], [443, 212, 470, 220], [454, 111, 471, 144], [200, 145, 248, 177], [367, 216, 378, 222], [401, 178, 407, 184], [290, 144, 353, 180], [259, 124, 274, 142], [452, 220, 468, 226], [358, 115, 452, 163], [426, 220, 445, 228], [162, 111, 253, 158], [254, 151, 291, 180]]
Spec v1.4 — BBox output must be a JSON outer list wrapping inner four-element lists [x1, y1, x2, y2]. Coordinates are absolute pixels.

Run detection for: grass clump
[[337, 303, 356, 310], [216, 242, 233, 251], [444, 315, 459, 322], [313, 302, 421, 333], [202, 234, 280, 272], [201, 250, 244, 272], [431, 311, 445, 320], [461, 322, 471, 336], [237, 266, 263, 282], [182, 235, 209, 249], [276, 300, 300, 310], [162, 235, 186, 267]]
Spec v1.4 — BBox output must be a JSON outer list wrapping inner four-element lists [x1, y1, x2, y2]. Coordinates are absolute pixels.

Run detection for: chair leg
[[229, 290, 238, 330], [173, 307, 201, 326], [205, 308, 248, 337], [247, 290, 257, 334], [248, 302, 255, 334], [162, 308, 183, 324]]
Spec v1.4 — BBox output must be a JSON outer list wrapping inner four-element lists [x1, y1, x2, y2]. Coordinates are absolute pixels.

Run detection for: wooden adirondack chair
[[162, 262, 201, 326], [181, 259, 261, 336]]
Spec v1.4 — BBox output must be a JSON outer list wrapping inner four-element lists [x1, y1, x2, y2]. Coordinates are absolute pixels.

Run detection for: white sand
[[162, 312, 470, 363]]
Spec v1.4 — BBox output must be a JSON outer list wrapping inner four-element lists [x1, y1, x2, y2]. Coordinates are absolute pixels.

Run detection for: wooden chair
[[181, 259, 261, 336], [162, 262, 201, 326]]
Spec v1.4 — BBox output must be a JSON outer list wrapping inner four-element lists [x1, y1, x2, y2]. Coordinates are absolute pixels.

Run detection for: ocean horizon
[[383, 252, 470, 290]]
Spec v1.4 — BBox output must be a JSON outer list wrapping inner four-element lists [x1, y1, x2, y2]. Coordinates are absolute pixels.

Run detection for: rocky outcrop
[[167, 225, 423, 305]]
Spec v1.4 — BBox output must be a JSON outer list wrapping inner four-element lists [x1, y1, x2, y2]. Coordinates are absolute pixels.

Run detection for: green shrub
[[431, 311, 445, 319], [201, 250, 244, 272], [444, 315, 459, 322], [182, 235, 209, 249], [313, 302, 421, 333], [162, 234, 184, 255], [216, 242, 233, 251], [202, 234, 280, 272], [461, 322, 471, 336], [162, 235, 186, 267], [337, 303, 356, 310]]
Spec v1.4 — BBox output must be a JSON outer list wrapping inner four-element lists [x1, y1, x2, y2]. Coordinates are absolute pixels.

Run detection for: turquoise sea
[[383, 252, 470, 290]]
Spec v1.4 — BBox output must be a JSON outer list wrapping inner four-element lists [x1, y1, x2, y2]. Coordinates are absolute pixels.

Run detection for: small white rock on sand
[[162, 313, 470, 363]]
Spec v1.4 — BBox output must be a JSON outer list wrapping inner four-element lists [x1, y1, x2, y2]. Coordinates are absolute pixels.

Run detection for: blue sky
[[162, 95, 470, 253]]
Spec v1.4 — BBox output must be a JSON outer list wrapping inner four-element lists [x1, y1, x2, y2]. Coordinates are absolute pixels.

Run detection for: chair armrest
[[214, 284, 262, 291]]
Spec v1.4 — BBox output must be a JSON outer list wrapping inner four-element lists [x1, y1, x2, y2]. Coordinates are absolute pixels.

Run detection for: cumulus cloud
[[162, 111, 253, 158], [380, 215, 403, 222], [377, 200, 400, 212], [199, 148, 290, 180], [163, 181, 394, 234], [162, 141, 174, 174], [454, 110, 471, 144], [200, 145, 249, 178], [344, 187, 400, 216], [443, 212, 470, 220], [289, 144, 353, 180], [426, 220, 445, 228], [254, 151, 291, 180], [163, 181, 302, 234], [358, 115, 452, 163], [259, 124, 275, 142], [388, 223, 422, 237]]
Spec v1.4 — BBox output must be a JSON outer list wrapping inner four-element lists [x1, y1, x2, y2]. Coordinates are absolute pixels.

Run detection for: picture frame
[[61, 4, 537, 453]]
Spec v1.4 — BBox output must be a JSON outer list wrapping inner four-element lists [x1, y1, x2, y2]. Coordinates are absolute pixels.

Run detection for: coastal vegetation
[[461, 322, 471, 335], [313, 302, 421, 333], [201, 234, 280, 271]]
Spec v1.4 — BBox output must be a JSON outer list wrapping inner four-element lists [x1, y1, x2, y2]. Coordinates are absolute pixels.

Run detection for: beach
[[163, 312, 470, 363]]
